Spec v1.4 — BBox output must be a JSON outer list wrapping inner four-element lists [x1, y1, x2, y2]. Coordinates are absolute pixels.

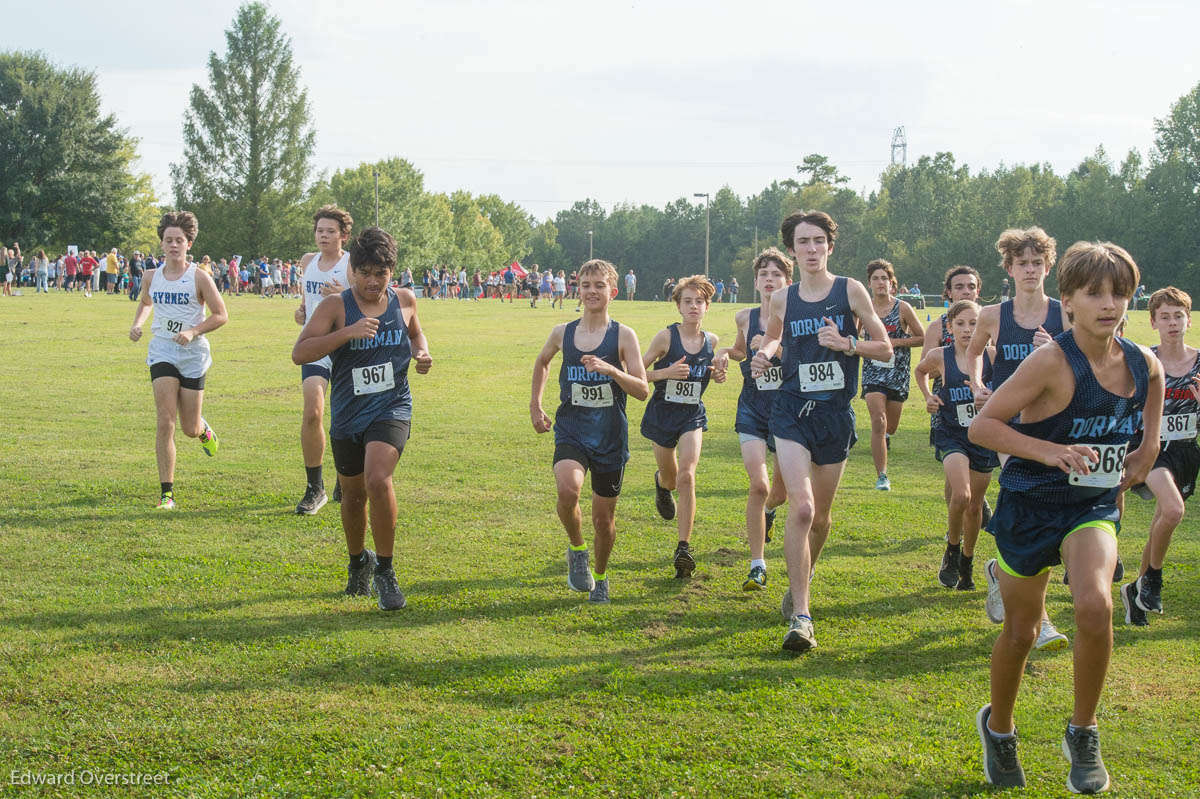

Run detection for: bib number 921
[[166, 320, 184, 334], [1069, 442, 1127, 489]]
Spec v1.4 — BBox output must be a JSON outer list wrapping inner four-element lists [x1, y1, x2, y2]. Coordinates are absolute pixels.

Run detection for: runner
[[968, 227, 1074, 650], [750, 210, 892, 653], [914, 300, 997, 590], [713, 248, 792, 590], [293, 205, 354, 515], [530, 259, 649, 604], [1121, 287, 1199, 626], [128, 211, 227, 509], [859, 259, 925, 491], [640, 275, 725, 578], [291, 226, 432, 611], [970, 240, 1161, 793]]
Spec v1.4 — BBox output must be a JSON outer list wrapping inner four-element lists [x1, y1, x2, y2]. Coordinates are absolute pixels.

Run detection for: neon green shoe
[[156, 492, 176, 510], [199, 419, 219, 457]]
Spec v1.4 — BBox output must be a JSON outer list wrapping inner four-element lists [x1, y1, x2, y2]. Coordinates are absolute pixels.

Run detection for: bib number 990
[[755, 364, 783, 391], [799, 361, 844, 393], [955, 402, 977, 428], [352, 362, 395, 395], [1069, 442, 1127, 489]]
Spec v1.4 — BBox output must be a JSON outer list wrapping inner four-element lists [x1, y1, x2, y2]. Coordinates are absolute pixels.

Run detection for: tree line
[[2, 1, 1197, 300]]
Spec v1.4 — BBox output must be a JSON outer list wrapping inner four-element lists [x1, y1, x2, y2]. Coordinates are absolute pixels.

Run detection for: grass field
[[0, 290, 1197, 798]]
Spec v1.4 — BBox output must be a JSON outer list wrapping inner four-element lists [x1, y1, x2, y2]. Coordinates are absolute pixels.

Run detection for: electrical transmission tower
[[891, 126, 907, 167]]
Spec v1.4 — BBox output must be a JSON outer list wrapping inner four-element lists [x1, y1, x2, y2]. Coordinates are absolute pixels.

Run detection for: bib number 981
[[665, 379, 700, 404]]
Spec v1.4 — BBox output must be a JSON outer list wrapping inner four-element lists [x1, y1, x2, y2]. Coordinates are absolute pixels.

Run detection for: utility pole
[[693, 192, 710, 277], [373, 168, 380, 226]]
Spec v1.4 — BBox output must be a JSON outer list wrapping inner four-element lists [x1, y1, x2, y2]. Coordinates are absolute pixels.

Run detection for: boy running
[[751, 210, 892, 652], [531, 260, 649, 604], [293, 205, 353, 515], [640, 275, 726, 578], [129, 211, 227, 509], [969, 241, 1161, 793], [1121, 287, 1200, 626], [291, 227, 432, 611]]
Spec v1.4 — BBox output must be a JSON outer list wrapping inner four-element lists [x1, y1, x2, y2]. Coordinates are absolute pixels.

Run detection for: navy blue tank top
[[555, 319, 629, 466], [937, 346, 993, 430], [739, 307, 782, 415], [991, 298, 1064, 388], [649, 323, 713, 407], [779, 277, 859, 404], [330, 288, 413, 438], [999, 331, 1148, 505]]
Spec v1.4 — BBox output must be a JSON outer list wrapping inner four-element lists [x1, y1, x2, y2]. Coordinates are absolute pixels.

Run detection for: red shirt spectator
[[80, 254, 96, 276], [63, 254, 78, 276]]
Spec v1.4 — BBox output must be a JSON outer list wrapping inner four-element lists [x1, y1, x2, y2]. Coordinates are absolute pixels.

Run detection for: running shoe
[[654, 471, 676, 520], [332, 480, 342, 503], [345, 549, 377, 596], [742, 565, 767, 591], [1121, 582, 1148, 627], [764, 507, 776, 544], [875, 472, 891, 491], [956, 554, 975, 591], [295, 484, 328, 515], [198, 420, 219, 457], [976, 704, 1026, 788], [984, 558, 1005, 623], [373, 567, 407, 611], [589, 577, 609, 604], [156, 492, 176, 510], [1136, 571, 1163, 614], [1062, 724, 1110, 794], [938, 544, 959, 588], [1111, 557, 1124, 584], [782, 614, 816, 652], [673, 541, 696, 579], [885, 433, 891, 451], [1036, 619, 1069, 651], [981, 496, 992, 526], [566, 547, 594, 592]]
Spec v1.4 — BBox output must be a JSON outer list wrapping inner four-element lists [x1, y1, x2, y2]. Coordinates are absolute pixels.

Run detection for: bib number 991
[[572, 382, 613, 407]]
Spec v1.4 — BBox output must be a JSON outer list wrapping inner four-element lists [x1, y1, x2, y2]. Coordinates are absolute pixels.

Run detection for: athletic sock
[[591, 569, 605, 582], [305, 465, 323, 489], [1067, 723, 1095, 736], [375, 556, 393, 574], [988, 725, 1016, 740], [795, 613, 812, 622], [1145, 566, 1163, 579], [751, 558, 766, 571], [349, 551, 368, 569], [161, 482, 173, 496], [569, 543, 587, 552]]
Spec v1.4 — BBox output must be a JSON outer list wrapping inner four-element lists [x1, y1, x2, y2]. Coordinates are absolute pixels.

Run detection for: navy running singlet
[[329, 288, 413, 438], [779, 276, 859, 404], [648, 323, 713, 408], [736, 307, 781, 431], [990, 298, 1064, 389], [999, 330, 1148, 505], [937, 346, 993, 430], [554, 319, 629, 467]]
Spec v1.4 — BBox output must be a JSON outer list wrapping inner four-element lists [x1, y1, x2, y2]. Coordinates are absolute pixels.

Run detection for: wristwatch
[[845, 335, 857, 355]]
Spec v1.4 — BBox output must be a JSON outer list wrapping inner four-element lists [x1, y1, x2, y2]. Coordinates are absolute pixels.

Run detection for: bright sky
[[19, 0, 1200, 219]]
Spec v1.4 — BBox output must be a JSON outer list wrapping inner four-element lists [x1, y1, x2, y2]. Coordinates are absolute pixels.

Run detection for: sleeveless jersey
[[738, 307, 782, 422], [999, 331, 1148, 505], [303, 251, 350, 321], [861, 298, 911, 393], [937, 346, 994, 430], [648, 323, 713, 409], [779, 277, 859, 404], [555, 320, 629, 466], [329, 289, 413, 438], [149, 265, 205, 340], [991, 298, 1064, 389], [1152, 346, 1200, 449]]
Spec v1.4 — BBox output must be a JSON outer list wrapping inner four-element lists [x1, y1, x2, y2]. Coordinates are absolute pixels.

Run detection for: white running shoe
[[1035, 619, 1069, 651], [984, 558, 1005, 624]]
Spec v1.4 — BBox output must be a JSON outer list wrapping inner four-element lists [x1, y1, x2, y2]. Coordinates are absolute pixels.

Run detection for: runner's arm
[[530, 325, 565, 432], [847, 279, 892, 362], [129, 268, 155, 341], [1122, 347, 1164, 489], [967, 306, 998, 391], [398, 288, 432, 374], [292, 296, 353, 364], [188, 270, 228, 338], [896, 301, 926, 348], [750, 289, 787, 375], [587, 324, 648, 401], [914, 348, 945, 412]]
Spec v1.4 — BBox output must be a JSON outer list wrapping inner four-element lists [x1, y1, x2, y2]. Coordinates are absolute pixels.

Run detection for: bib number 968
[[1069, 442, 1127, 489]]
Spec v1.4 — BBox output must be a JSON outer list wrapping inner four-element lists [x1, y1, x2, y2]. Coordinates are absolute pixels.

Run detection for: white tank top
[[150, 264, 205, 340], [303, 251, 350, 320]]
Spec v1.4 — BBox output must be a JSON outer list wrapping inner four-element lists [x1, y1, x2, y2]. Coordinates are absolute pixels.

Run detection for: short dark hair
[[158, 210, 198, 243], [780, 210, 837, 250], [865, 259, 898, 294], [942, 265, 981, 299], [348, 227, 397, 272]]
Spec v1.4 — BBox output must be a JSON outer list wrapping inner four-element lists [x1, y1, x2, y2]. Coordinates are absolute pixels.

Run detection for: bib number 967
[[352, 362, 395, 395], [1069, 442, 1127, 489]]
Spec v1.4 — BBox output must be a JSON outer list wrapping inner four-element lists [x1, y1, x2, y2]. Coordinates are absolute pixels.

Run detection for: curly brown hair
[[995, 227, 1057, 271], [157, 210, 198, 243], [671, 274, 715, 304], [313, 204, 353, 237]]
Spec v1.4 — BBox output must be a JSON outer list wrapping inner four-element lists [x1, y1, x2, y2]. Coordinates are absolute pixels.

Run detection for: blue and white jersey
[[779, 277, 859, 404], [149, 264, 205, 340], [303, 251, 350, 321], [329, 289, 412, 438], [554, 320, 629, 467], [937, 346, 993, 430]]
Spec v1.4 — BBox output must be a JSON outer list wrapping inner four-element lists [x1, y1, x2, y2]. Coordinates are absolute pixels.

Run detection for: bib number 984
[[799, 361, 844, 393]]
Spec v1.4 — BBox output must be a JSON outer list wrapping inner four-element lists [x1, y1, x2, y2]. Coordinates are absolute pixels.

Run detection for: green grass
[[0, 291, 1197, 798]]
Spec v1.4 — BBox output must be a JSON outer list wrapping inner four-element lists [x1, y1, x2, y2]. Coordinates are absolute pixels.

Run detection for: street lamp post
[[587, 230, 593, 260], [373, 168, 380, 227], [693, 193, 710, 277]]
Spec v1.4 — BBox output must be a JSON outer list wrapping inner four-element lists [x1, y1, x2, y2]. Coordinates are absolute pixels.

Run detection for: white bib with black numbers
[[755, 365, 783, 391], [1161, 412, 1197, 442], [1068, 442, 1127, 489], [955, 402, 977, 428], [799, 360, 845, 393], [665, 379, 701, 405], [572, 382, 613, 407], [352, 362, 395, 396], [870, 352, 897, 370]]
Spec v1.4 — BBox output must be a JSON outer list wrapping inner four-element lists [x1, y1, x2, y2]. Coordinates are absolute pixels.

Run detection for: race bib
[[665, 379, 701, 405], [955, 402, 977, 428], [1161, 412, 1197, 442], [352, 362, 395, 396], [572, 382, 613, 407], [870, 352, 896, 370], [799, 361, 845, 393], [1069, 442, 1127, 489], [755, 364, 783, 391]]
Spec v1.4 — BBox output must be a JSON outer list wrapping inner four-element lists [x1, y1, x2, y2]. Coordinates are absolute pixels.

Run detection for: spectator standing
[[625, 268, 637, 300], [129, 252, 145, 300], [729, 277, 739, 303], [714, 278, 724, 303], [79, 250, 97, 297], [63, 251, 78, 292], [33, 250, 50, 293]]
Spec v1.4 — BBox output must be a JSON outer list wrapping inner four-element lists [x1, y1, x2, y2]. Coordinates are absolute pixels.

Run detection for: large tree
[[0, 51, 149, 250], [171, 2, 316, 258]]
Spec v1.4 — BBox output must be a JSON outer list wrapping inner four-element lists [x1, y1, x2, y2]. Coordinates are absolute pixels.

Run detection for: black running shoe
[[938, 544, 959, 588], [977, 704, 1026, 788], [1136, 571, 1163, 614], [981, 496, 992, 526], [1062, 724, 1110, 794], [373, 567, 407, 611], [332, 480, 342, 503], [295, 484, 328, 515], [1112, 557, 1124, 584], [345, 550, 377, 596], [673, 541, 695, 579], [956, 554, 975, 591], [654, 471, 676, 520], [1121, 581, 1148, 627], [764, 508, 776, 544]]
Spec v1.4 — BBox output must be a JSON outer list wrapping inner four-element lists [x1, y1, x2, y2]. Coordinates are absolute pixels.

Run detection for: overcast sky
[[16, 0, 1200, 219]]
